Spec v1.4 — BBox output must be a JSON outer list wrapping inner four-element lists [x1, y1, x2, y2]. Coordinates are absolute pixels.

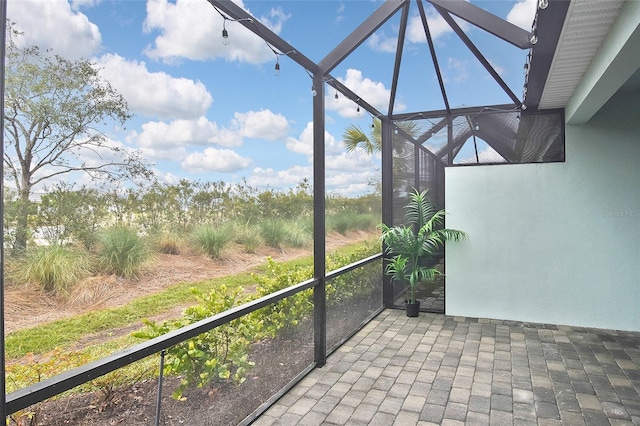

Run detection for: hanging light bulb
[[311, 86, 317, 97], [274, 57, 280, 77], [356, 105, 360, 113], [538, 0, 548, 9], [394, 128, 399, 135], [334, 91, 339, 103], [474, 123, 480, 131], [530, 34, 538, 45], [222, 21, 230, 45]]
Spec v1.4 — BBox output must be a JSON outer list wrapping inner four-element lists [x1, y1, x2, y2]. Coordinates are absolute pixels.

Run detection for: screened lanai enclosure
[[1, 0, 572, 423]]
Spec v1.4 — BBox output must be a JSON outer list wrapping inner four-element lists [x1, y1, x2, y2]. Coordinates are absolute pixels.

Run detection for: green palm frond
[[405, 189, 439, 229], [342, 124, 380, 154], [381, 188, 468, 304]]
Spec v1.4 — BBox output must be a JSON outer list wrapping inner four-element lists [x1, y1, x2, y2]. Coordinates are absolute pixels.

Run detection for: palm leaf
[[342, 124, 379, 154]]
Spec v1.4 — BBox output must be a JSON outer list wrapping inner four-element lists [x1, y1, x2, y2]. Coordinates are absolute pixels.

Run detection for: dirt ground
[[5, 230, 380, 426], [4, 230, 376, 335]]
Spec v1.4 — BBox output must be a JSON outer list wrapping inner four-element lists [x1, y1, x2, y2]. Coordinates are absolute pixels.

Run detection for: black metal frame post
[[1, 0, 8, 421], [312, 72, 326, 367], [381, 118, 395, 308]]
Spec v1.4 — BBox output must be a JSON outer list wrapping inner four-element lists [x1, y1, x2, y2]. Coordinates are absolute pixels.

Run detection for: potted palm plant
[[381, 188, 467, 317]]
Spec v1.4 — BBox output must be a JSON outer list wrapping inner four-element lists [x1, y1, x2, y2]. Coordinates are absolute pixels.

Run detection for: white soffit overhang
[[538, 0, 625, 110]]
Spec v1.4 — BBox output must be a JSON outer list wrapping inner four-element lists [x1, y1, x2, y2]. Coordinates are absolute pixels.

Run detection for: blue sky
[[7, 0, 538, 197]]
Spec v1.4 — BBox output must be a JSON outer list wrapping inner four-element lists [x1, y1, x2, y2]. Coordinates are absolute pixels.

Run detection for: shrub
[[230, 222, 263, 253], [15, 245, 91, 297], [133, 285, 255, 400], [191, 225, 230, 259], [98, 226, 149, 277], [285, 219, 312, 248], [259, 218, 288, 249], [328, 212, 378, 235], [153, 232, 184, 255]]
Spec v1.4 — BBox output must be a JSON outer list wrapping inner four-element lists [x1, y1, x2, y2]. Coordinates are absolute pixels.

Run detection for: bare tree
[[3, 24, 151, 253]]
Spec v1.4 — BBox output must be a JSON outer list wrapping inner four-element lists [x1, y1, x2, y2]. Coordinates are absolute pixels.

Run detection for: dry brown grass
[[66, 275, 119, 309]]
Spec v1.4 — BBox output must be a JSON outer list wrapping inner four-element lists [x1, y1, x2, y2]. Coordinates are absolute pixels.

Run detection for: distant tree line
[[3, 178, 381, 251]]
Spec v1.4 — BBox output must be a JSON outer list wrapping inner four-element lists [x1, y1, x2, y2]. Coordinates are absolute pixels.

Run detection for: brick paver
[[256, 310, 640, 425]]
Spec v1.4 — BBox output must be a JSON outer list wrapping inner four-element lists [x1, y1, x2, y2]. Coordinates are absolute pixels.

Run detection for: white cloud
[[181, 148, 252, 173], [130, 109, 287, 160], [407, 12, 454, 43], [327, 69, 405, 118], [245, 164, 377, 196], [447, 58, 469, 83], [140, 145, 187, 162], [285, 122, 343, 157], [247, 166, 312, 189], [326, 150, 374, 172], [326, 170, 378, 196], [507, 0, 537, 31], [368, 8, 459, 54], [282, 121, 379, 196], [368, 33, 398, 53], [70, 0, 101, 10], [8, 0, 101, 59], [130, 117, 240, 152], [143, 0, 288, 65], [97, 54, 212, 120], [232, 110, 289, 141]]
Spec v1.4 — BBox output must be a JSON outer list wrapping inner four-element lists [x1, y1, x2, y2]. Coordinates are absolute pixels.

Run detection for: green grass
[[5, 271, 255, 359], [5, 238, 379, 360]]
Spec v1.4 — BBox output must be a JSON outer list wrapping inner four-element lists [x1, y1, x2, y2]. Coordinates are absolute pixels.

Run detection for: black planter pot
[[405, 300, 420, 317]]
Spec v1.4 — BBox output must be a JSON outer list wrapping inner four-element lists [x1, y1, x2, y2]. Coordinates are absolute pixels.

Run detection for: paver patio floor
[[254, 309, 640, 425]]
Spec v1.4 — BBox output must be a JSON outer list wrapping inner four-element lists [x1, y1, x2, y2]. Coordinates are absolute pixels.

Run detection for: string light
[[334, 91, 339, 103], [222, 20, 230, 45], [275, 56, 280, 76]]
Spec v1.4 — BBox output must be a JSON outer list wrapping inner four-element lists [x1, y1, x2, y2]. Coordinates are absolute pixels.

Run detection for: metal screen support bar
[[427, 0, 533, 49], [1, 0, 8, 421], [417, 0, 451, 113], [312, 72, 326, 367], [434, 5, 522, 107], [319, 0, 406, 75], [381, 119, 394, 308], [388, 2, 410, 116], [155, 350, 166, 426]]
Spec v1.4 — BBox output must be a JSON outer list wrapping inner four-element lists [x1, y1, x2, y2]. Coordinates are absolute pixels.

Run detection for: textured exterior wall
[[445, 90, 640, 331]]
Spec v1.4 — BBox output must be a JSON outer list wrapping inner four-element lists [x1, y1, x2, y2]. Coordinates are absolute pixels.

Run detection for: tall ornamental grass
[[191, 225, 231, 259], [259, 219, 289, 249], [98, 226, 150, 277], [230, 222, 263, 254], [16, 245, 91, 297]]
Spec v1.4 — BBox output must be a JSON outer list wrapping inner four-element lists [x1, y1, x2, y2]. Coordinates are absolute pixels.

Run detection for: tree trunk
[[12, 189, 31, 255]]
